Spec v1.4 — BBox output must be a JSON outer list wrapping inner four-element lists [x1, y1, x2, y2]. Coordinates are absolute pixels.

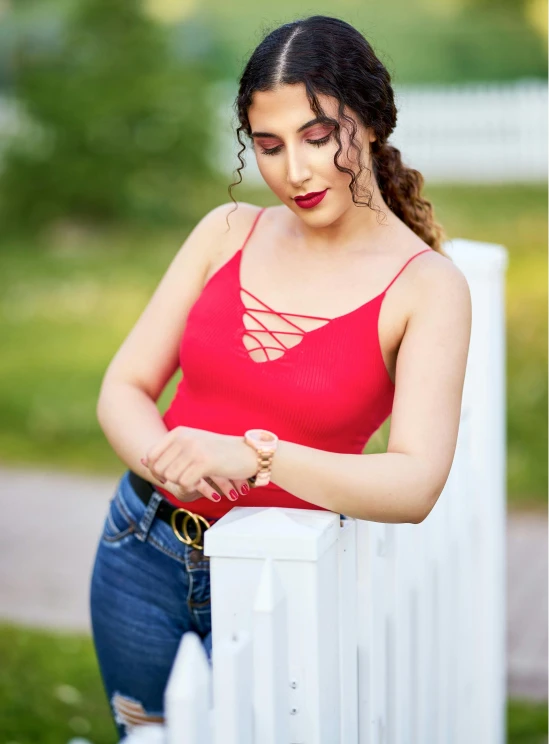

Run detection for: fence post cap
[[443, 239, 509, 272], [204, 506, 339, 560]]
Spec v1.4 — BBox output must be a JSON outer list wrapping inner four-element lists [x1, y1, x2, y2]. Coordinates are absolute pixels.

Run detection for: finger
[[208, 476, 239, 502], [145, 429, 179, 464], [194, 478, 224, 503], [169, 462, 223, 505], [232, 478, 251, 497], [164, 482, 203, 503], [164, 457, 197, 486], [149, 442, 185, 482], [140, 456, 165, 482]]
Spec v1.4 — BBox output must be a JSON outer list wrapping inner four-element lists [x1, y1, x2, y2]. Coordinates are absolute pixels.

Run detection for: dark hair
[[229, 15, 448, 256]]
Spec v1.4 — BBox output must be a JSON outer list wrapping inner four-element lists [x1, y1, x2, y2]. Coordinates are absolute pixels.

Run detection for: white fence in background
[[210, 78, 547, 184], [122, 239, 508, 744]]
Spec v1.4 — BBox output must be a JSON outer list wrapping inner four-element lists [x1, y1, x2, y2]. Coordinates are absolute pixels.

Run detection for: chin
[[295, 204, 343, 226]]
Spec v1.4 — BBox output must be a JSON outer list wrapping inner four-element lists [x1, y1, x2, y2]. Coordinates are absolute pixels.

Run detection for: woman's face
[[247, 83, 377, 227]]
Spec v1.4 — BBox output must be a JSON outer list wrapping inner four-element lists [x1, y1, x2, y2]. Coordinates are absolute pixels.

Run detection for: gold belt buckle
[[170, 507, 211, 551]]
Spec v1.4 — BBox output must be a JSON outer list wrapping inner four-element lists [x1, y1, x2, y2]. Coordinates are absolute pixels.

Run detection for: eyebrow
[[250, 117, 329, 139]]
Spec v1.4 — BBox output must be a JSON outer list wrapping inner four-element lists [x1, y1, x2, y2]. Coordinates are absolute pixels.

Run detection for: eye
[[258, 132, 332, 156], [260, 144, 282, 156], [307, 134, 332, 147]]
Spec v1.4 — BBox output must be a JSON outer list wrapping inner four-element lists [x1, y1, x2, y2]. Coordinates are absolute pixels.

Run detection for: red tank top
[[157, 208, 431, 518]]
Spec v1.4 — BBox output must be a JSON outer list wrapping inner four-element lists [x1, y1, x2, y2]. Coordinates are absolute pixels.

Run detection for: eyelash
[[259, 133, 332, 156]]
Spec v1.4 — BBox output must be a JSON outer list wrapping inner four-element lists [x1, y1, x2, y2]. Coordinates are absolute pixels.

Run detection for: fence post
[[204, 506, 342, 744], [446, 238, 508, 744]]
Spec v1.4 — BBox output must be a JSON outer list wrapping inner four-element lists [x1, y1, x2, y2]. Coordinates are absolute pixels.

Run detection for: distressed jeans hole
[[111, 692, 164, 732]]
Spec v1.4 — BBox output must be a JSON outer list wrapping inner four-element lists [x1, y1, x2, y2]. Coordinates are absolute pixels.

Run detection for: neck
[[290, 182, 399, 256]]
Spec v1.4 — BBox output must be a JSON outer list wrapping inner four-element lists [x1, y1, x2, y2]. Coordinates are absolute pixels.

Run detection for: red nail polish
[[229, 489, 239, 500], [241, 483, 249, 495], [211, 492, 221, 502]]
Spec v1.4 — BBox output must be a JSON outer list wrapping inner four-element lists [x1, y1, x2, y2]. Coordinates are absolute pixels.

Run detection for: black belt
[[128, 470, 215, 551]]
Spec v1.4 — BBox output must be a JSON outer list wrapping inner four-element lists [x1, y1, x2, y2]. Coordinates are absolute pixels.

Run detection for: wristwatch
[[243, 429, 279, 487]]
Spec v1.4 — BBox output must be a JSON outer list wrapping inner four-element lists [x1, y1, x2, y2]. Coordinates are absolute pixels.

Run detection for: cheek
[[322, 145, 354, 184], [256, 158, 286, 193], [334, 128, 368, 171]]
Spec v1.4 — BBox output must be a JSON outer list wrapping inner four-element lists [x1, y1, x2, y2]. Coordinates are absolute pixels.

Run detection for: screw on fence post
[[289, 680, 297, 689], [290, 707, 298, 715]]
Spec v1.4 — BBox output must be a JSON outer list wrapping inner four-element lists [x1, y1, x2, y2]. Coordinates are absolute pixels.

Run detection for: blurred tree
[[0, 0, 218, 232]]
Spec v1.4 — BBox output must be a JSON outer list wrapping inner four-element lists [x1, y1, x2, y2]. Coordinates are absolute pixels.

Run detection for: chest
[[179, 259, 395, 441], [203, 244, 409, 379]]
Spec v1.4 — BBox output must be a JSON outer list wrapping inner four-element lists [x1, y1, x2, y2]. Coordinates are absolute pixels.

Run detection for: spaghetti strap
[[241, 207, 266, 253], [383, 248, 431, 294]]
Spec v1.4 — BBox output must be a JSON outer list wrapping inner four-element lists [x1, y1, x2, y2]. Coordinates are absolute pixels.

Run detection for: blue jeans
[[90, 470, 215, 739]]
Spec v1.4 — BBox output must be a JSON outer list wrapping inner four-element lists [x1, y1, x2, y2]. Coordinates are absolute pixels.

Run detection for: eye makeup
[[258, 131, 334, 156]]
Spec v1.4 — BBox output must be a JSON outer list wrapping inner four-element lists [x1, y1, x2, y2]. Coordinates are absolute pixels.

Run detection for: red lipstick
[[294, 189, 328, 209]]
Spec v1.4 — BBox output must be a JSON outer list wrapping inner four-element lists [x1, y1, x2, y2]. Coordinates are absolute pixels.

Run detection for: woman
[[90, 14, 471, 738]]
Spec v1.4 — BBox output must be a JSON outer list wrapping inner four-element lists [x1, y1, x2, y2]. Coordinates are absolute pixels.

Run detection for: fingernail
[[229, 489, 239, 501], [211, 492, 221, 502], [140, 457, 147, 466], [241, 483, 250, 495]]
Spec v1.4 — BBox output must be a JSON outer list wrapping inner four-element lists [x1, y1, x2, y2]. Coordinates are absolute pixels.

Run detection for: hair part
[[229, 15, 448, 257]]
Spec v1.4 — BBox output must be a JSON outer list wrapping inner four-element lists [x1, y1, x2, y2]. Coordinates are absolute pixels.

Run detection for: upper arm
[[386, 255, 472, 516], [99, 201, 259, 402]]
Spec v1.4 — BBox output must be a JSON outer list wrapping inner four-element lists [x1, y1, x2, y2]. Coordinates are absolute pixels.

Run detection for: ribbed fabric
[[157, 208, 431, 518]]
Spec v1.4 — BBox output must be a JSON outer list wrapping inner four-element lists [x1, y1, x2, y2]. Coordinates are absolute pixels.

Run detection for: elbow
[[96, 374, 119, 427], [413, 483, 445, 524], [96, 382, 109, 429]]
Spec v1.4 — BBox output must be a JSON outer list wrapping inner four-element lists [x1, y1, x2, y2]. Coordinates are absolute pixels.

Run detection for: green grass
[[0, 624, 117, 744], [0, 623, 546, 743], [0, 183, 546, 508]]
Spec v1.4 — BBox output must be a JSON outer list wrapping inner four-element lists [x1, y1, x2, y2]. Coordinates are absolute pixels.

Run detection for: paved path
[[0, 466, 546, 702]]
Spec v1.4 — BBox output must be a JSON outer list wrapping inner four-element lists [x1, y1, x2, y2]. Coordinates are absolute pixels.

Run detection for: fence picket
[[212, 631, 254, 744], [338, 518, 358, 744], [165, 632, 212, 744], [253, 558, 290, 744]]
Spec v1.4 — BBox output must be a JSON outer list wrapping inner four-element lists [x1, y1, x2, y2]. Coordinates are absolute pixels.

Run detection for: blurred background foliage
[[0, 0, 546, 228], [0, 0, 546, 511], [0, 0, 230, 230]]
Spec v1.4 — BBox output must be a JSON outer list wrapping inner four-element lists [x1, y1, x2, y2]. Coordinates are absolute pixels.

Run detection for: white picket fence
[[123, 238, 508, 744], [209, 78, 547, 184], [389, 79, 547, 183]]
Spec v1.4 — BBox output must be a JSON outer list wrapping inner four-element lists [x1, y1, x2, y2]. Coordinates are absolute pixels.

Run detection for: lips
[[295, 190, 324, 200], [294, 189, 328, 209]]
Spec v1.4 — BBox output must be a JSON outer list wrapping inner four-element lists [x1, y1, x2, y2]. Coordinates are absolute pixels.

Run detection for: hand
[[141, 426, 258, 504], [153, 477, 238, 505]]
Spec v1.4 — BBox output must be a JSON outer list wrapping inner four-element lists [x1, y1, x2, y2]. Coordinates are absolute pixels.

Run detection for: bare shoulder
[[200, 201, 266, 277], [412, 247, 471, 317], [98, 201, 264, 399]]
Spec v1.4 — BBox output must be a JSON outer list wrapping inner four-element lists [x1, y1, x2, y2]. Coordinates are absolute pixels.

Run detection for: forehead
[[248, 83, 338, 132]]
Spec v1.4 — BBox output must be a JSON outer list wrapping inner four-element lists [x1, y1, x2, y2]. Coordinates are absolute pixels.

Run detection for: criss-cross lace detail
[[236, 206, 432, 364], [240, 286, 332, 363]]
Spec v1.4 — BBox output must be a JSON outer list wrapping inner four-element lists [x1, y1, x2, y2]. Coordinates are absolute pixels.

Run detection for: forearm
[[96, 382, 169, 490], [269, 440, 432, 524]]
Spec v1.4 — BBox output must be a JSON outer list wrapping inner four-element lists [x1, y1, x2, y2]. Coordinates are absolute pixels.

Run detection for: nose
[[285, 144, 312, 189]]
